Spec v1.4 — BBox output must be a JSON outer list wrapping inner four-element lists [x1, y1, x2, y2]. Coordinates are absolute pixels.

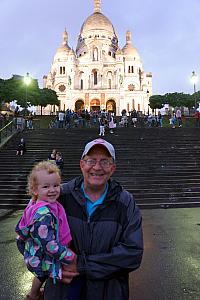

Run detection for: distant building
[[43, 0, 152, 115]]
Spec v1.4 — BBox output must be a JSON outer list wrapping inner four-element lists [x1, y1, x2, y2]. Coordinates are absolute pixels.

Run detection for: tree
[[0, 79, 9, 106], [192, 91, 200, 109], [164, 92, 194, 113], [37, 88, 59, 115], [0, 76, 59, 115], [164, 93, 180, 108], [1, 75, 40, 108], [149, 95, 164, 110], [148, 92, 195, 116]]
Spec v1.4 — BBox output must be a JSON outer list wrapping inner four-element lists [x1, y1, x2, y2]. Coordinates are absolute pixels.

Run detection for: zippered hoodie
[[44, 176, 143, 300], [16, 200, 75, 280]]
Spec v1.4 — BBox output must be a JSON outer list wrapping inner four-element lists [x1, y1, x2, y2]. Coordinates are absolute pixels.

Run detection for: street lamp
[[191, 71, 198, 108], [24, 72, 31, 110], [147, 90, 150, 115]]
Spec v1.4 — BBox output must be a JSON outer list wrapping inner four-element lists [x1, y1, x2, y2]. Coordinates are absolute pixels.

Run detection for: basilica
[[43, 0, 152, 115]]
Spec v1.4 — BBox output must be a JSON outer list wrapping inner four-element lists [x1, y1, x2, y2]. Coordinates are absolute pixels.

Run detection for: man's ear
[[80, 159, 84, 170], [111, 163, 116, 174]]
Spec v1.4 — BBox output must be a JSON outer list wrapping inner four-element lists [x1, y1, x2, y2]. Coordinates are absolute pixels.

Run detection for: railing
[[0, 120, 17, 146]]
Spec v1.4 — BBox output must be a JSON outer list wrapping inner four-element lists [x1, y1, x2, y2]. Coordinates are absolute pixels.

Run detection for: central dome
[[80, 12, 116, 36]]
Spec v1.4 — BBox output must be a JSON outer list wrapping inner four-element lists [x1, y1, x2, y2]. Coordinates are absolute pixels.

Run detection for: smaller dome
[[56, 45, 71, 53], [122, 30, 140, 58], [55, 29, 71, 54], [122, 44, 139, 57]]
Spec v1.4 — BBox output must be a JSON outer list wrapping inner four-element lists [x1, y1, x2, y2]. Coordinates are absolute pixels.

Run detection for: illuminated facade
[[43, 0, 152, 115]]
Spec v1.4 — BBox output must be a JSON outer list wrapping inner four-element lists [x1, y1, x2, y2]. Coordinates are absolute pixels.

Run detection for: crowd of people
[[47, 107, 200, 131], [1, 106, 200, 136], [49, 109, 116, 130]]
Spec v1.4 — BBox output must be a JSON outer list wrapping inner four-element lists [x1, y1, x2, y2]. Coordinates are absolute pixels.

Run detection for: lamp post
[[191, 71, 198, 108], [24, 72, 31, 110], [147, 90, 150, 115]]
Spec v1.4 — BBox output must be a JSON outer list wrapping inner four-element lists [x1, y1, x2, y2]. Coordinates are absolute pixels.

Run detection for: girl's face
[[34, 170, 61, 204]]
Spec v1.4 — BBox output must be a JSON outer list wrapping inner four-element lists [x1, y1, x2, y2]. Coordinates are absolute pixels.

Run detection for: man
[[44, 138, 143, 300], [176, 108, 182, 127], [58, 111, 65, 128]]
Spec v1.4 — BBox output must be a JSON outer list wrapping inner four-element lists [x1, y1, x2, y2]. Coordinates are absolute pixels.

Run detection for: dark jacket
[[44, 176, 143, 300]]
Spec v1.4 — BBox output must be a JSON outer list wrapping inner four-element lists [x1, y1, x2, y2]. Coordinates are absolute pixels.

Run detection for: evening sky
[[0, 0, 200, 95]]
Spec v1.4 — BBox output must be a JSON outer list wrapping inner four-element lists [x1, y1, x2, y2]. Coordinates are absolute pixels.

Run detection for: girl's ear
[[32, 187, 38, 197], [31, 190, 38, 202]]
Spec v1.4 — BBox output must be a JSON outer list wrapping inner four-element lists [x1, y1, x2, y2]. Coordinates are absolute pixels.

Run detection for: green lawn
[[33, 115, 55, 129]]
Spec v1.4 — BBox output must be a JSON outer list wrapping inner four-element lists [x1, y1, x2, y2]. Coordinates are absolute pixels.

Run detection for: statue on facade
[[68, 76, 72, 86], [93, 48, 98, 61], [119, 74, 123, 86]]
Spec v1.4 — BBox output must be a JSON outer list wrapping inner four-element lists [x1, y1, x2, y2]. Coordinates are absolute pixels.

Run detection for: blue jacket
[[44, 176, 143, 300]]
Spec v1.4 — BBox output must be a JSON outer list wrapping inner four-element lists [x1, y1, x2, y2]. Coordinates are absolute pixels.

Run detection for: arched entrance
[[90, 98, 100, 111], [106, 99, 116, 114], [75, 99, 84, 111]]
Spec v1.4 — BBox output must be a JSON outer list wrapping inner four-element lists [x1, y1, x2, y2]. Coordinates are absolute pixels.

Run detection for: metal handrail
[[0, 120, 17, 145]]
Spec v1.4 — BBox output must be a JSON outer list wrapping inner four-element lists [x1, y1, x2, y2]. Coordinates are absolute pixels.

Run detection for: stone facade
[[43, 0, 152, 115]]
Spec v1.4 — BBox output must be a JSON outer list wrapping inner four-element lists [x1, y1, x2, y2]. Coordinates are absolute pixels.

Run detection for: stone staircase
[[1, 127, 200, 209]]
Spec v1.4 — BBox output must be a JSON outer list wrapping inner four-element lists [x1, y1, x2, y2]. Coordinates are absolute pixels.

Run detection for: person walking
[[108, 113, 116, 134], [99, 116, 106, 136], [44, 138, 143, 300], [176, 108, 182, 127], [194, 109, 200, 127], [131, 109, 138, 127], [58, 111, 65, 128]]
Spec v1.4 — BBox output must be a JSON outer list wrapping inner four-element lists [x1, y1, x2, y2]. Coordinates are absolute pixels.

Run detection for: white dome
[[122, 31, 140, 59], [80, 12, 116, 36], [55, 30, 72, 55], [122, 44, 140, 57]]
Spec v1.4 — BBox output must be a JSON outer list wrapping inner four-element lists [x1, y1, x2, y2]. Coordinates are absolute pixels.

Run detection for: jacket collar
[[72, 176, 122, 203]]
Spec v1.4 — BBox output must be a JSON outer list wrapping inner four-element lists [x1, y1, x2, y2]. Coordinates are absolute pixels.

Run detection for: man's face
[[80, 145, 116, 190]]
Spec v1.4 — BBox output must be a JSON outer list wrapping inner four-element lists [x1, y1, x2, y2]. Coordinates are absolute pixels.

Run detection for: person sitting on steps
[[16, 138, 26, 156]]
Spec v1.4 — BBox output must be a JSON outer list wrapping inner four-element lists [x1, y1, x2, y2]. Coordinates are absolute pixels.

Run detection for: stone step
[[1, 196, 200, 210], [1, 127, 200, 209]]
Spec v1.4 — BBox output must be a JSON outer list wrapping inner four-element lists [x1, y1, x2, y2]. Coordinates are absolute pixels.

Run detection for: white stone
[[43, 0, 152, 116]]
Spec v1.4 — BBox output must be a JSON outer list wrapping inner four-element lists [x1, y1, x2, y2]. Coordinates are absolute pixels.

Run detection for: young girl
[[15, 161, 76, 300]]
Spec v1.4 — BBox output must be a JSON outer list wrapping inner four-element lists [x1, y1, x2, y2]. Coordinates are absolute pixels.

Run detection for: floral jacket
[[16, 204, 75, 280]]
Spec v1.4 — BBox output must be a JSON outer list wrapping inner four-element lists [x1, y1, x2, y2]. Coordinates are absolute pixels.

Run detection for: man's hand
[[61, 257, 79, 284]]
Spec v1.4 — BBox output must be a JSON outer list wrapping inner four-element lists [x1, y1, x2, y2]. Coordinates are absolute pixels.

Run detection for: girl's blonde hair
[[27, 160, 61, 201]]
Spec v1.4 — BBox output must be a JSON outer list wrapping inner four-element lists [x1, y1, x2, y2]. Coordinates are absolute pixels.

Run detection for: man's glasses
[[83, 158, 113, 168]]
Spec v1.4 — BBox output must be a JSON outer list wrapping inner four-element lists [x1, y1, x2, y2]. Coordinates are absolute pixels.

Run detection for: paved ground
[[0, 208, 199, 300]]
